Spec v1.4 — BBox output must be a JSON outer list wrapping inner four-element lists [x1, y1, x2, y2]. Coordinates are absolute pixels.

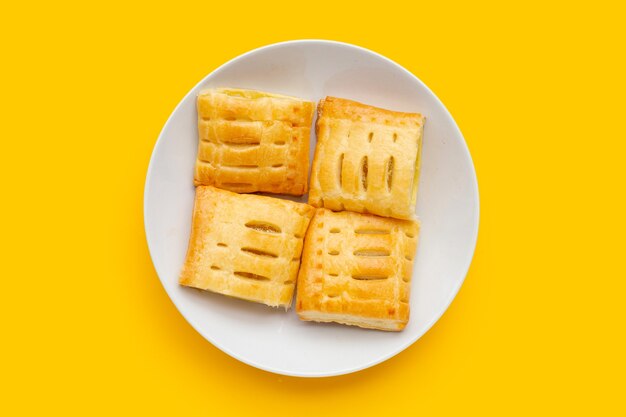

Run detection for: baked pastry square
[[195, 88, 315, 195], [179, 186, 315, 308], [296, 208, 419, 331], [309, 97, 425, 219]]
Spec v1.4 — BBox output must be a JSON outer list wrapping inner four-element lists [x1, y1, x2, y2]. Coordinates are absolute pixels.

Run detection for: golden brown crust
[[309, 96, 425, 219], [179, 186, 315, 308], [194, 88, 314, 195], [295, 208, 419, 331], [318, 96, 424, 127]]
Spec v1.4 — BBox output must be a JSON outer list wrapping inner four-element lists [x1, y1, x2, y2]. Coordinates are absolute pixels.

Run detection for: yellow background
[[1, 1, 624, 415]]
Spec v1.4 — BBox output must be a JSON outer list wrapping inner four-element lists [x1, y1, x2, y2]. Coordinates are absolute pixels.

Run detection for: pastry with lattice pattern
[[309, 97, 425, 219], [296, 208, 419, 331], [194, 88, 314, 195], [180, 186, 315, 308]]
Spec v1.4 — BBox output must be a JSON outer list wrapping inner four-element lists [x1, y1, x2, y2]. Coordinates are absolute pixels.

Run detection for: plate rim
[[143, 39, 480, 377]]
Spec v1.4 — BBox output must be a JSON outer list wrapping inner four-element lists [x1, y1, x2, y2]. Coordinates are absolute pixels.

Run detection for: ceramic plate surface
[[144, 40, 479, 377]]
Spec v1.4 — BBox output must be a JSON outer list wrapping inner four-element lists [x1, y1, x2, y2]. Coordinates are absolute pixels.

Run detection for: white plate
[[144, 40, 479, 377]]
